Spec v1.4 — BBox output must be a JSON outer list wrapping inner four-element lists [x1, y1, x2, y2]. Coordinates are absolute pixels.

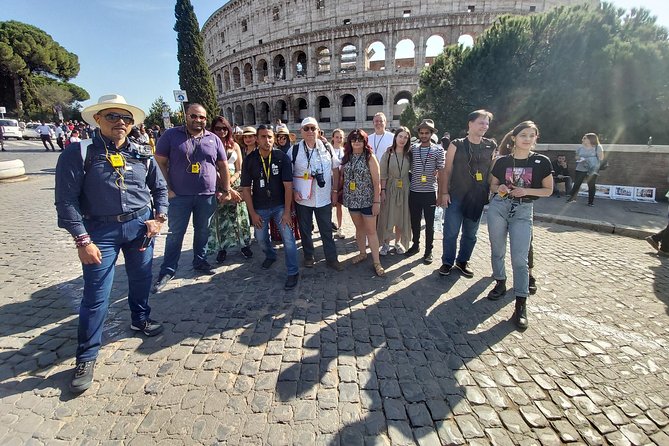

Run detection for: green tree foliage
[[399, 103, 420, 131], [415, 3, 669, 143], [174, 0, 219, 119], [0, 21, 88, 119], [145, 97, 180, 129]]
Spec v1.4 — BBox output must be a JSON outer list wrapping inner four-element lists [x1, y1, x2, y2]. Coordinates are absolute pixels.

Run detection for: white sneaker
[[394, 243, 405, 255], [379, 243, 390, 256]]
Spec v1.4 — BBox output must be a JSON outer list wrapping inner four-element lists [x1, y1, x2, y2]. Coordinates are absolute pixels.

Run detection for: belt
[[86, 206, 150, 223], [510, 197, 535, 204]]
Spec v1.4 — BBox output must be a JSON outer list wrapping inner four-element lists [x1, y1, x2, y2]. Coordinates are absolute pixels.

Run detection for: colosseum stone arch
[[203, 0, 595, 132]]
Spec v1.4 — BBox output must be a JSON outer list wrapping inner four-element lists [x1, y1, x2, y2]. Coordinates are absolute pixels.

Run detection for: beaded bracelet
[[74, 234, 92, 248]]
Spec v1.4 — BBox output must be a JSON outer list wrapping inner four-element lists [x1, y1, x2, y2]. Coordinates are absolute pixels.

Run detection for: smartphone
[[139, 235, 153, 251]]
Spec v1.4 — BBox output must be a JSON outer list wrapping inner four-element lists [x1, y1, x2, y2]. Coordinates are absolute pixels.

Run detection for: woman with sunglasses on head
[[486, 121, 553, 329], [377, 127, 412, 256], [331, 128, 347, 238], [566, 133, 604, 206], [206, 116, 252, 263], [340, 129, 384, 276]]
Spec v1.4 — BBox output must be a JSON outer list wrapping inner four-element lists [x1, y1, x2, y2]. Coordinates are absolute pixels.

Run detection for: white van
[[0, 119, 22, 140]]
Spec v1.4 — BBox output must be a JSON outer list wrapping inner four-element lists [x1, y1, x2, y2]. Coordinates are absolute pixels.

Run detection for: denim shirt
[[55, 133, 169, 237]]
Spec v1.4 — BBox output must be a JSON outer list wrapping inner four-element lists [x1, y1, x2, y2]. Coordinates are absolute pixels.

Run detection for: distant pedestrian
[[566, 133, 604, 206], [55, 122, 66, 151], [37, 121, 55, 151], [0, 125, 5, 151], [485, 121, 553, 329]]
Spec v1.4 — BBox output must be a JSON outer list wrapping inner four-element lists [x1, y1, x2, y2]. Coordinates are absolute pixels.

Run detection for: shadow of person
[[650, 255, 669, 315], [264, 260, 515, 443]]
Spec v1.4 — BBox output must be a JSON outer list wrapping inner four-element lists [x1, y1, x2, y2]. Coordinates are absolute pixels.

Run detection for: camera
[[314, 171, 326, 188]]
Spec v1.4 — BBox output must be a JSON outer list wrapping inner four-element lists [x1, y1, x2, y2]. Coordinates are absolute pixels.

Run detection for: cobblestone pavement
[[1, 150, 669, 445]]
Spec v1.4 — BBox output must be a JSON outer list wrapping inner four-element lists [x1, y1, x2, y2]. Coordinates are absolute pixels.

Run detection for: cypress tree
[[174, 0, 219, 119]]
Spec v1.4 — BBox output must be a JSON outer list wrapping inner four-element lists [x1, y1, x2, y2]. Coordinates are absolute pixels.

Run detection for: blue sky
[[2, 0, 668, 116]]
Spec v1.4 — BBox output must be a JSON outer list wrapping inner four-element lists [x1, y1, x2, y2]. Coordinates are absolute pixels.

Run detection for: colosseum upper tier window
[[316, 0, 325, 9]]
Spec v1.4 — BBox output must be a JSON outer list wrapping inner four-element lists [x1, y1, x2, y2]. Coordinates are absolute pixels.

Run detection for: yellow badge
[[109, 154, 124, 168], [421, 175, 427, 183], [475, 171, 483, 182], [396, 179, 403, 188], [349, 181, 356, 191], [303, 172, 309, 180], [190, 163, 201, 174]]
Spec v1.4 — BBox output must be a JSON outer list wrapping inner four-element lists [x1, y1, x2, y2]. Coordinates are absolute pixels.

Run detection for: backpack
[[291, 141, 333, 166]]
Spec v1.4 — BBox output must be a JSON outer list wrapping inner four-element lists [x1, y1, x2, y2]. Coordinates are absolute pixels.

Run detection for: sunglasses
[[101, 113, 134, 124], [213, 126, 228, 132], [189, 114, 207, 121], [303, 126, 317, 132], [350, 136, 364, 142]]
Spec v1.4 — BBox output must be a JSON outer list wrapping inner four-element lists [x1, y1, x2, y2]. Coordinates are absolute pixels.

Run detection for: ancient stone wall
[[202, 0, 596, 132]]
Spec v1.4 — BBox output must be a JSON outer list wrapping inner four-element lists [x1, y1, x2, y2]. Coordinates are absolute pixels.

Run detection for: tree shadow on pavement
[[650, 255, 669, 316]]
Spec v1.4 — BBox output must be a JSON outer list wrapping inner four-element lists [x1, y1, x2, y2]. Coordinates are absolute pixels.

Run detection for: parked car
[[0, 119, 23, 140], [22, 123, 41, 140]]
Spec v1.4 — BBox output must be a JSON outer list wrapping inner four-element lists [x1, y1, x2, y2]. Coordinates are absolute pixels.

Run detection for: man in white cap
[[153, 103, 231, 292], [55, 94, 169, 393], [288, 117, 343, 270]]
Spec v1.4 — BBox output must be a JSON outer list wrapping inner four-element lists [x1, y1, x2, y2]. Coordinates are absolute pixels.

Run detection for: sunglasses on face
[[350, 136, 364, 142], [303, 126, 317, 132], [101, 113, 134, 125], [213, 126, 228, 132], [277, 134, 287, 138], [189, 114, 207, 121]]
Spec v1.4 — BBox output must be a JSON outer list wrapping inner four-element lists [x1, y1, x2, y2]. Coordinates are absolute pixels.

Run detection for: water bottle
[[434, 206, 444, 232]]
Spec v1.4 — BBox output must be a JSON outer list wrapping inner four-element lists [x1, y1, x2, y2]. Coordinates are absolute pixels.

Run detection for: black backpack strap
[[291, 143, 300, 166]]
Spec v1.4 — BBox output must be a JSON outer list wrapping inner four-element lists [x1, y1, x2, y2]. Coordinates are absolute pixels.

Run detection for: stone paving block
[[535, 427, 562, 445], [455, 413, 485, 438], [499, 410, 531, 435], [551, 419, 582, 442], [137, 409, 172, 434], [619, 423, 651, 445]]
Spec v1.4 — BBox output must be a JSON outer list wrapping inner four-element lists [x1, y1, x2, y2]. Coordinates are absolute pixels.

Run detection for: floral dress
[[342, 153, 374, 209], [206, 149, 251, 253]]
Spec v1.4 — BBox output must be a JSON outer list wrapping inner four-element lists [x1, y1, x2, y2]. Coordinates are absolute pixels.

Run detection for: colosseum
[[203, 0, 594, 132]]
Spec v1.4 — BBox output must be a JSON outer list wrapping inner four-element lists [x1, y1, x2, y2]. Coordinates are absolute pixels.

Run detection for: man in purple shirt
[[153, 103, 231, 292]]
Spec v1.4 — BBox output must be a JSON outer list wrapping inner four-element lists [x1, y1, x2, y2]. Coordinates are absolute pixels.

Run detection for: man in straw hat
[[55, 94, 169, 393], [438, 109, 496, 278], [405, 118, 445, 265], [153, 103, 231, 292]]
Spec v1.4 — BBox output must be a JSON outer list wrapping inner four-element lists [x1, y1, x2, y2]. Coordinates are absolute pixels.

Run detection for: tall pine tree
[[174, 0, 219, 119]]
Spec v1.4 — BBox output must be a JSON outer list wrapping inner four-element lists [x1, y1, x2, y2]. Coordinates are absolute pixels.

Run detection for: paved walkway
[[1, 147, 668, 445]]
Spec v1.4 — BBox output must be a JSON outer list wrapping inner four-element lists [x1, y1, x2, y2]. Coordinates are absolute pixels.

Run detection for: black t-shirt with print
[[241, 148, 293, 209], [491, 153, 553, 200]]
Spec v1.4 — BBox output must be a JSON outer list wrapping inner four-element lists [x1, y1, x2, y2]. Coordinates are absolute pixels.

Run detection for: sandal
[[373, 263, 385, 277], [351, 253, 367, 264]]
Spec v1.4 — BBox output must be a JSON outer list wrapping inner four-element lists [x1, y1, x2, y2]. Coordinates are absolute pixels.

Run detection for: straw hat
[[416, 118, 438, 134], [81, 94, 145, 128], [276, 124, 296, 143]]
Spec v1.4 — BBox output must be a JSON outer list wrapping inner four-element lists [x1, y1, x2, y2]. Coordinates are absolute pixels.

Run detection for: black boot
[[487, 280, 506, 300], [514, 297, 528, 329]]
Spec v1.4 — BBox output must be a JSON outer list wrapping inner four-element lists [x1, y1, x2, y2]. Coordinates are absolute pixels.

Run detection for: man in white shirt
[[37, 121, 56, 151], [288, 117, 343, 271], [55, 121, 66, 151], [369, 112, 394, 161]]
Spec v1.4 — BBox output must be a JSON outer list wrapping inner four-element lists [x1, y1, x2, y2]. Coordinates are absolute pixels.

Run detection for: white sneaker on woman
[[379, 243, 390, 256], [394, 243, 405, 255]]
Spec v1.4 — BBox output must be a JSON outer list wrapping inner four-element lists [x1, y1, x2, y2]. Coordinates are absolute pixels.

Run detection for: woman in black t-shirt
[[486, 121, 553, 329]]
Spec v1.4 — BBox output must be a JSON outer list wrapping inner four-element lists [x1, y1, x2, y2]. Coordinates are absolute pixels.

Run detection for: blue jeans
[[295, 203, 338, 262], [159, 194, 217, 276], [441, 195, 482, 266], [78, 208, 154, 362], [486, 196, 533, 298], [255, 205, 299, 276]]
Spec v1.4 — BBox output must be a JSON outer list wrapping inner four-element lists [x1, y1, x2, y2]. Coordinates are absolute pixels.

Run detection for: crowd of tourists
[[56, 93, 629, 394]]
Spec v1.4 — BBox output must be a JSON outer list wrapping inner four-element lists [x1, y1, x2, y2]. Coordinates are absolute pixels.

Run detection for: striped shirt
[[410, 143, 445, 192]]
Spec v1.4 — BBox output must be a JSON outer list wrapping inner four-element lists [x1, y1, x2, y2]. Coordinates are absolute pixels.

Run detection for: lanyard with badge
[[394, 151, 405, 188], [186, 136, 202, 174], [465, 139, 484, 182], [302, 144, 323, 180], [348, 153, 364, 191], [260, 151, 272, 197], [417, 145, 431, 183]]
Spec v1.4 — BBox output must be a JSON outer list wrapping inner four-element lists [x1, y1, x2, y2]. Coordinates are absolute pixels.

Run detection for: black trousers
[[652, 223, 669, 252], [41, 135, 55, 151], [569, 171, 596, 204], [409, 191, 436, 254]]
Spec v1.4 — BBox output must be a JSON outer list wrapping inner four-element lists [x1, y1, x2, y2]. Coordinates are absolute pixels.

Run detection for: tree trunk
[[12, 75, 24, 118]]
